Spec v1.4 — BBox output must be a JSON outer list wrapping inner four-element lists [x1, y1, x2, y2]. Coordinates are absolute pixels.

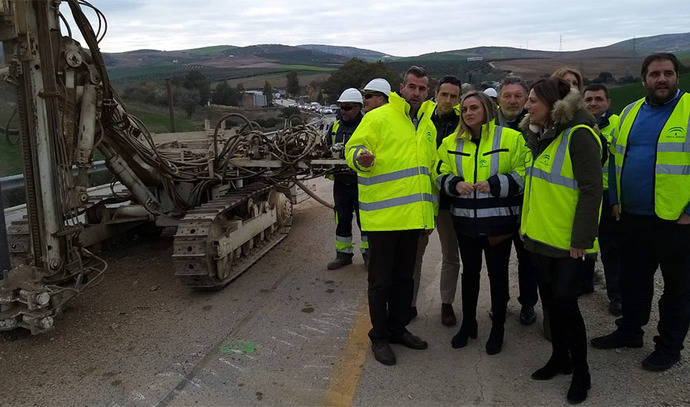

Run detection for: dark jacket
[[495, 108, 527, 132], [432, 107, 460, 210], [519, 90, 605, 258], [326, 114, 362, 184]]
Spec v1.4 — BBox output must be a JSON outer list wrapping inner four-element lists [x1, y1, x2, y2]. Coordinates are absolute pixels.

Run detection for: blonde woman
[[551, 67, 584, 93], [436, 91, 526, 355]]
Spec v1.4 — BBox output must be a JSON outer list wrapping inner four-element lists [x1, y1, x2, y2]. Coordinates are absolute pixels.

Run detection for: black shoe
[[390, 331, 428, 350], [608, 300, 622, 316], [441, 303, 457, 327], [371, 342, 396, 366], [641, 349, 681, 372], [409, 306, 418, 320], [567, 370, 591, 404], [591, 329, 643, 349], [531, 356, 573, 380], [327, 255, 352, 270], [520, 305, 537, 325], [485, 325, 504, 355], [451, 319, 478, 349]]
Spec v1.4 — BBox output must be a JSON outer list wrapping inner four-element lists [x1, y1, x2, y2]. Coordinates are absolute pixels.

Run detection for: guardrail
[[0, 160, 111, 208]]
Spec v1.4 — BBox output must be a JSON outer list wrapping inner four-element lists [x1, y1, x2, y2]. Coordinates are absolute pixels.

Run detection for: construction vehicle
[[0, 0, 344, 334]]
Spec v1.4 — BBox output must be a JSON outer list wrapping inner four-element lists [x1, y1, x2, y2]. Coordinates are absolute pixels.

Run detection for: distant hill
[[608, 32, 690, 54], [297, 44, 392, 61]]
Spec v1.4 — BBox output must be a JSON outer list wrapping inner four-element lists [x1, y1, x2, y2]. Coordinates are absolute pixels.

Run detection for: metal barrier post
[[0, 179, 10, 280]]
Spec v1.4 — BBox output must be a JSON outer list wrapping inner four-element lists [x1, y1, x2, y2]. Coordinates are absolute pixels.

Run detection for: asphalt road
[[1, 179, 689, 406]]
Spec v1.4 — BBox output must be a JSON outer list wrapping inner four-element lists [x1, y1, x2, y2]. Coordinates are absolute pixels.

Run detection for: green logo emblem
[[426, 131, 432, 142], [479, 159, 488, 168], [666, 126, 685, 139], [539, 153, 551, 164]]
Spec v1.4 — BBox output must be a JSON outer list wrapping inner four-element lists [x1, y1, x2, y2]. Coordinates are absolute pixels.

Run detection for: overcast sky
[[60, 1, 690, 56]]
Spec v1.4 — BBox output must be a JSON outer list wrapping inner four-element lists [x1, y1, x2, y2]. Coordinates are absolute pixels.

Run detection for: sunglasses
[[364, 93, 380, 99], [340, 105, 357, 111]]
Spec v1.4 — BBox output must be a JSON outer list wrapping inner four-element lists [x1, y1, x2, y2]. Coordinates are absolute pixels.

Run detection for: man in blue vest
[[591, 53, 690, 372], [325, 88, 366, 270]]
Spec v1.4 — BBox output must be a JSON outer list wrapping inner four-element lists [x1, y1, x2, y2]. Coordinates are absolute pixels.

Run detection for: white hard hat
[[363, 78, 391, 97], [484, 87, 498, 98], [337, 88, 363, 104]]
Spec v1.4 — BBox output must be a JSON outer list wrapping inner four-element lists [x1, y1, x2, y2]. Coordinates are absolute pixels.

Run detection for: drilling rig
[[0, 0, 344, 334]]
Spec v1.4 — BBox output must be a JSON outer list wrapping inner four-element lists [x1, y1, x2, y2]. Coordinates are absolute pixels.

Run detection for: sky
[[60, 1, 690, 56]]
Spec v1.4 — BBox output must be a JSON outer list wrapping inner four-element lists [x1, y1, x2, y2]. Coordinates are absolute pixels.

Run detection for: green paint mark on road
[[220, 340, 257, 354]]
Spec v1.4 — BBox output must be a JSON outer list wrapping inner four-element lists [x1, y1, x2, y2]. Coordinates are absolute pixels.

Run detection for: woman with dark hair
[[520, 78, 604, 404], [436, 91, 526, 355]]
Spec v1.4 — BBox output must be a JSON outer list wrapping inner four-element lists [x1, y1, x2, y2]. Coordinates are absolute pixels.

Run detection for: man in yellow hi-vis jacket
[[345, 66, 437, 366]]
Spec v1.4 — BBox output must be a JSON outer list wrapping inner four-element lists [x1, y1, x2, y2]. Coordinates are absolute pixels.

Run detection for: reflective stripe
[[358, 166, 429, 186], [509, 171, 524, 191], [443, 175, 457, 196], [451, 206, 520, 218], [490, 126, 502, 175], [475, 191, 493, 199], [359, 193, 437, 211], [614, 144, 626, 154], [455, 139, 465, 179], [527, 166, 579, 190], [619, 102, 637, 127], [351, 145, 368, 172], [497, 174, 510, 198], [336, 235, 353, 243], [336, 247, 353, 254], [361, 235, 368, 242], [657, 142, 690, 153], [656, 164, 690, 175], [615, 165, 622, 176]]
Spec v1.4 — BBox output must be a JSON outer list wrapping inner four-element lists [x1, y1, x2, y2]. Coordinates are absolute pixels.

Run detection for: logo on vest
[[665, 126, 686, 139], [479, 159, 489, 168], [539, 154, 551, 165], [426, 131, 432, 142]]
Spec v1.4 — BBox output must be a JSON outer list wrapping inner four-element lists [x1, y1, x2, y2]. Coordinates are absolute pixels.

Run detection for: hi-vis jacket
[[599, 113, 619, 190], [345, 92, 437, 231], [613, 92, 690, 220], [436, 122, 526, 238]]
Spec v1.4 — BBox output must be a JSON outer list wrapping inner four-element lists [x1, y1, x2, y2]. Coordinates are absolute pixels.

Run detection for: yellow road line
[[322, 301, 370, 407]]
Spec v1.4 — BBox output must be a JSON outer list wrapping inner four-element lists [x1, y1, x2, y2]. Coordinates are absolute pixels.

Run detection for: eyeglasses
[[340, 105, 357, 111], [364, 93, 379, 99]]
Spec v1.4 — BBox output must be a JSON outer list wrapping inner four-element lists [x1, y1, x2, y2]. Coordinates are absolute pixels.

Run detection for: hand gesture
[[455, 182, 474, 195], [356, 150, 375, 168], [474, 180, 490, 194]]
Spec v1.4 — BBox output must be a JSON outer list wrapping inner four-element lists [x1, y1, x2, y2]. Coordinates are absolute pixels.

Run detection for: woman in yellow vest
[[436, 91, 526, 355], [520, 78, 603, 404]]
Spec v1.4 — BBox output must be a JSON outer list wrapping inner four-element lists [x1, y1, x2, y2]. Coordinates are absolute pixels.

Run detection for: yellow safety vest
[[345, 92, 437, 231], [600, 114, 619, 190], [521, 125, 602, 253], [614, 93, 690, 220]]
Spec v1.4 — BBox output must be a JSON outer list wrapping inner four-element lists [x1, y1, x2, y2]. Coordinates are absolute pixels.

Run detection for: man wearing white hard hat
[[484, 87, 498, 102], [325, 88, 367, 270], [362, 78, 391, 113]]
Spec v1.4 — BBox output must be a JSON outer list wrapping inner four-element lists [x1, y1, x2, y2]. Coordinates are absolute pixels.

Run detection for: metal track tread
[[172, 183, 291, 289]]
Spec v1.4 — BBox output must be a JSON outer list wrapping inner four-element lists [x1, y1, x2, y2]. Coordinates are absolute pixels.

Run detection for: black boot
[[567, 370, 591, 404], [485, 324, 504, 355], [451, 319, 477, 349], [532, 355, 573, 380], [327, 253, 353, 270]]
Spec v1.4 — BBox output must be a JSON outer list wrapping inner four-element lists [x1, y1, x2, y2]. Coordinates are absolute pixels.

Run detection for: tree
[[172, 70, 210, 105], [211, 81, 242, 106], [263, 80, 273, 107], [322, 58, 400, 103], [175, 87, 200, 118], [286, 71, 300, 97], [592, 71, 614, 84]]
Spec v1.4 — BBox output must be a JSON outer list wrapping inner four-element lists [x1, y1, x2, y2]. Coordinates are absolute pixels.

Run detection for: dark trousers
[[367, 229, 420, 342], [456, 233, 512, 325], [619, 214, 690, 354], [535, 254, 589, 372], [333, 180, 365, 256], [513, 234, 539, 307], [599, 192, 622, 302]]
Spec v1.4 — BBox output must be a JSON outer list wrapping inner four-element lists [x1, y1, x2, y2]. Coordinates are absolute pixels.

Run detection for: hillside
[[297, 44, 392, 61]]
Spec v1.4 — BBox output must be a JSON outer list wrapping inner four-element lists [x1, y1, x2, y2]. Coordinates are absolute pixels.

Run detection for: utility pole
[[166, 78, 176, 133], [559, 35, 563, 52]]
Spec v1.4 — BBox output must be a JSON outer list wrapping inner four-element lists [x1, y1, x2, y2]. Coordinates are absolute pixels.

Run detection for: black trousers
[[598, 192, 622, 302], [456, 233, 512, 325], [333, 180, 365, 256], [367, 229, 420, 342], [619, 214, 690, 354], [513, 234, 539, 307], [534, 254, 589, 372]]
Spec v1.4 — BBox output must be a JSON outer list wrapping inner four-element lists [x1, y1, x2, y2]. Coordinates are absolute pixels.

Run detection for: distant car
[[320, 108, 334, 115]]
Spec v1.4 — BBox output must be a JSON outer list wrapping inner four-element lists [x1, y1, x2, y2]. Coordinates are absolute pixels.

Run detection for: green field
[[608, 72, 690, 113]]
